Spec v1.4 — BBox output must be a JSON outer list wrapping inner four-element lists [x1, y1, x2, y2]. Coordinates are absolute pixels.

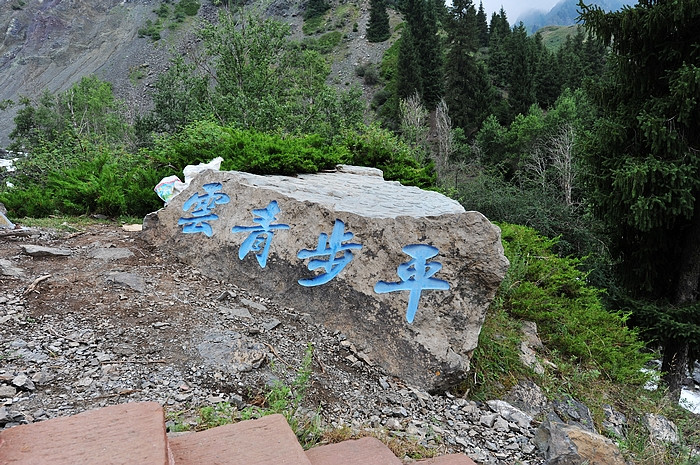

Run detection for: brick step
[[304, 437, 477, 465], [0, 402, 170, 465], [0, 402, 478, 465], [169, 414, 311, 465]]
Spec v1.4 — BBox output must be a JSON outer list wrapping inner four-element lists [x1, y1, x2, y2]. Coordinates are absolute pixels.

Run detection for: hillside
[[0, 0, 393, 147]]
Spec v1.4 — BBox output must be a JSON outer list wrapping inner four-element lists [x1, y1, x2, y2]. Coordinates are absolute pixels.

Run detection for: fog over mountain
[[517, 0, 628, 33]]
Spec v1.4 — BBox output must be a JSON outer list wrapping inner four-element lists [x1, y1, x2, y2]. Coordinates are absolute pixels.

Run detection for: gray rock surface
[[535, 413, 625, 465], [644, 413, 679, 444], [89, 247, 135, 261], [21, 245, 72, 257], [0, 259, 24, 278], [143, 167, 509, 392]]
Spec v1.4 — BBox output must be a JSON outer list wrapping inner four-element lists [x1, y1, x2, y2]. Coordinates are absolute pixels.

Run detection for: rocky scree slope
[[1, 223, 548, 465]]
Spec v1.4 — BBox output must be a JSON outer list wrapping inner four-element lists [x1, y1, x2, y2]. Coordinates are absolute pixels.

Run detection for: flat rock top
[[228, 169, 465, 219]]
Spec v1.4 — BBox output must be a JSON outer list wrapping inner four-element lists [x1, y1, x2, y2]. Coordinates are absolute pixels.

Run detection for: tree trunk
[[666, 206, 700, 400], [661, 339, 689, 400]]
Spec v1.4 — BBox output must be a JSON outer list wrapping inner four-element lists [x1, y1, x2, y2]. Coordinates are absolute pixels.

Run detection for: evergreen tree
[[475, 1, 489, 47], [579, 0, 700, 399], [504, 23, 536, 119], [304, 0, 330, 20], [444, 0, 495, 134], [395, 0, 444, 108], [532, 33, 560, 109], [396, 25, 423, 101], [367, 0, 391, 42], [487, 9, 510, 88], [418, 0, 444, 107]]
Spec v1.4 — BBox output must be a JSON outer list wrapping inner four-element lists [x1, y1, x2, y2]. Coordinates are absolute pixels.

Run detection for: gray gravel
[[0, 224, 545, 464]]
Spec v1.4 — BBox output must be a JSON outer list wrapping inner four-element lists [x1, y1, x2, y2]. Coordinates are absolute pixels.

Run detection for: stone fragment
[[0, 259, 24, 278], [143, 167, 509, 391], [553, 396, 595, 432], [221, 306, 252, 319], [486, 400, 532, 429], [89, 247, 134, 260], [12, 374, 35, 391], [602, 404, 627, 438], [0, 210, 14, 229], [644, 413, 679, 444], [240, 298, 268, 312], [262, 318, 281, 331], [105, 271, 145, 292], [535, 413, 626, 465], [21, 245, 72, 257], [0, 384, 17, 398], [197, 330, 268, 373], [505, 380, 549, 417]]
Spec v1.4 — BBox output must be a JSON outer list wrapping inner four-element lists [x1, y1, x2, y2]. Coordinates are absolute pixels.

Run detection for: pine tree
[[475, 1, 489, 47], [396, 24, 422, 101], [418, 0, 444, 107], [487, 9, 510, 88], [367, 0, 391, 42], [395, 0, 444, 108], [532, 33, 561, 108], [579, 0, 700, 399], [444, 0, 495, 134], [504, 23, 535, 119], [304, 0, 330, 20]]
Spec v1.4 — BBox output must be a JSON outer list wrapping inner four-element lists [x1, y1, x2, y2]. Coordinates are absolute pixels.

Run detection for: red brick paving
[[0, 402, 169, 465], [0, 403, 480, 465], [169, 414, 311, 465]]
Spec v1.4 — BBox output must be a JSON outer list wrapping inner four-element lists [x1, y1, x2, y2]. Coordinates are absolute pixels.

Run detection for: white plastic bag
[[154, 157, 224, 203]]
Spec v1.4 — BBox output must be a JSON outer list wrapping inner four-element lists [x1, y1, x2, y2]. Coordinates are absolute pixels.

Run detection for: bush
[[147, 121, 348, 176], [498, 223, 652, 384], [341, 125, 435, 189]]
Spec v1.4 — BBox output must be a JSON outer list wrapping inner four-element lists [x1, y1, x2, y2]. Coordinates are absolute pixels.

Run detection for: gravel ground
[[0, 223, 545, 464]]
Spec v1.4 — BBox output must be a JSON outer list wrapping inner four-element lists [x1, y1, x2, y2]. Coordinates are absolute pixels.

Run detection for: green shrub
[[341, 125, 436, 189], [147, 121, 348, 176], [498, 223, 652, 383]]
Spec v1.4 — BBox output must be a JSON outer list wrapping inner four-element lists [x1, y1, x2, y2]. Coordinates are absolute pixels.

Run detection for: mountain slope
[[0, 0, 387, 148]]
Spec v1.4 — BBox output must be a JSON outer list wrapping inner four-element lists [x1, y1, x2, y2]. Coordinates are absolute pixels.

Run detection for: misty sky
[[478, 0, 562, 22]]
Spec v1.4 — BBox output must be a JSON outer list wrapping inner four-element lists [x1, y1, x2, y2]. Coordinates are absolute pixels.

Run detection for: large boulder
[[143, 166, 508, 391]]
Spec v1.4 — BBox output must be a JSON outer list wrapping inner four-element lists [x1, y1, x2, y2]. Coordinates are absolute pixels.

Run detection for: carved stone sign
[[143, 165, 509, 391]]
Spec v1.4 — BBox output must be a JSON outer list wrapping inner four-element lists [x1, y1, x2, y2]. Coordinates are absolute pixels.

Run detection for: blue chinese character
[[297, 219, 362, 286], [231, 200, 290, 268], [374, 244, 450, 323], [178, 183, 230, 237]]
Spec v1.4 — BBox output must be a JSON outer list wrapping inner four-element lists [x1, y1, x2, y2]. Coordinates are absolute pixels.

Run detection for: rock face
[[143, 166, 509, 391], [535, 413, 626, 465]]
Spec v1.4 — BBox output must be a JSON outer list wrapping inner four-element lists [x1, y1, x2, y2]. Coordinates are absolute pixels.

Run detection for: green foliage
[[341, 125, 436, 189], [304, 0, 330, 21], [242, 344, 323, 449], [366, 0, 391, 42], [149, 12, 364, 139], [138, 19, 163, 41], [9, 76, 132, 151], [302, 15, 327, 35], [174, 0, 200, 17], [301, 31, 342, 54], [198, 402, 237, 429], [498, 223, 652, 383], [147, 121, 348, 176]]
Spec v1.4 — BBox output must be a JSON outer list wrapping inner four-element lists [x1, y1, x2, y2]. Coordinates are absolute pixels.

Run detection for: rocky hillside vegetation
[[0, 0, 391, 146]]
